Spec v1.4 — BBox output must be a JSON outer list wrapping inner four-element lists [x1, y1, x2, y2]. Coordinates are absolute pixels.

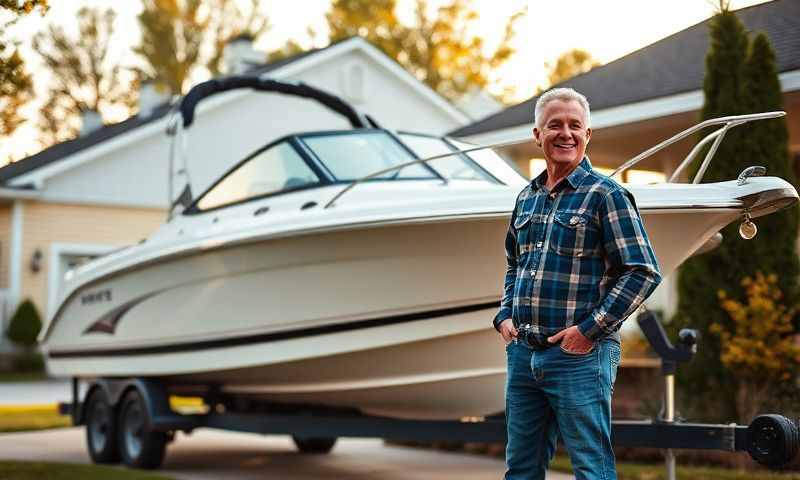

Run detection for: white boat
[[40, 76, 797, 420]]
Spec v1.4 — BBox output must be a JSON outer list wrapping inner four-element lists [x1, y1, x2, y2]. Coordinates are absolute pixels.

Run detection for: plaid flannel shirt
[[493, 157, 662, 342]]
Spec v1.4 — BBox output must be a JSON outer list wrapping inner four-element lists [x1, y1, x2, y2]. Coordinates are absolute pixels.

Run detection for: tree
[[673, 9, 798, 422], [0, 1, 47, 14], [326, 0, 524, 101], [741, 32, 799, 299], [33, 7, 137, 146], [545, 49, 599, 87], [136, 0, 269, 95], [713, 273, 799, 422], [672, 7, 750, 423], [0, 0, 47, 139]]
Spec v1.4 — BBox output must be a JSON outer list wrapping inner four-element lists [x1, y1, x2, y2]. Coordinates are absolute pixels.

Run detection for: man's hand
[[547, 325, 594, 354], [498, 319, 518, 344]]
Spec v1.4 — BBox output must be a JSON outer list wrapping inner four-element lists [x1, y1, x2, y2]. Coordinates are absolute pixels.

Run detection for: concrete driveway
[[0, 427, 574, 479]]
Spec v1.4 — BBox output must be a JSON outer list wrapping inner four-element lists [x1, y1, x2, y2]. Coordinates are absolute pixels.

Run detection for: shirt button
[[536, 241, 543, 248]]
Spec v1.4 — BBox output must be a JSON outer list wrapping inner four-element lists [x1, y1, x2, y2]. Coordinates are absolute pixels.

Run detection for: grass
[[549, 454, 800, 479], [0, 404, 71, 433], [0, 461, 175, 480]]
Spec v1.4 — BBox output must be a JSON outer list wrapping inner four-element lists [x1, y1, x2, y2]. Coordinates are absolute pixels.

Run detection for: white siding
[[38, 48, 465, 208]]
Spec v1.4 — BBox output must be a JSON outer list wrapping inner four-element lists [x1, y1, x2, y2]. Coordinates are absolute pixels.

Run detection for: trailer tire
[[85, 389, 120, 464], [292, 436, 337, 454], [118, 390, 167, 469]]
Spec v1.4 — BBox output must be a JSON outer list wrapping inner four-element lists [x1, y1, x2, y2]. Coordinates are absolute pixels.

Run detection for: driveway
[[0, 427, 574, 479]]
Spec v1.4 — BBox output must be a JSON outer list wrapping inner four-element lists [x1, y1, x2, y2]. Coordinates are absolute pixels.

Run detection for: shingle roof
[[450, 0, 800, 137], [0, 42, 339, 184]]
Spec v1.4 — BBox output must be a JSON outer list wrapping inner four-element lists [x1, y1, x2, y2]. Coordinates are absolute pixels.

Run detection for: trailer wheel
[[118, 390, 167, 469], [85, 389, 120, 464], [292, 436, 337, 454]]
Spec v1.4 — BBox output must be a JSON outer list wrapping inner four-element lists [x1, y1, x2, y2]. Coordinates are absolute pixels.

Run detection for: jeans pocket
[[559, 343, 595, 356]]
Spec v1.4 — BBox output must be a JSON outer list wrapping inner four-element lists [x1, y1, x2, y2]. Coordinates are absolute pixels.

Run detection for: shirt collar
[[532, 156, 593, 191]]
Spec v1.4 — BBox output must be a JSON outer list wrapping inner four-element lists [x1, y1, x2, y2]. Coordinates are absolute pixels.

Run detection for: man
[[494, 88, 661, 480]]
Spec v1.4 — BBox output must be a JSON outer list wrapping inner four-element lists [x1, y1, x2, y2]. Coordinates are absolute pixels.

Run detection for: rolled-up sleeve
[[493, 207, 518, 331], [577, 187, 661, 340]]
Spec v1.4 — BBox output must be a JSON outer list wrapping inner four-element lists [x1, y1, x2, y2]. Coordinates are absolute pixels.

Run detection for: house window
[[626, 169, 667, 185]]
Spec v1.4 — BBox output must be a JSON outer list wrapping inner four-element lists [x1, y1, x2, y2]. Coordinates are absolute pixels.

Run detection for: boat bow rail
[[610, 111, 786, 183]]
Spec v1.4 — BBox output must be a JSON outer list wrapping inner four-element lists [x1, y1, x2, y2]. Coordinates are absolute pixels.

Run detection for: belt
[[516, 323, 559, 351]]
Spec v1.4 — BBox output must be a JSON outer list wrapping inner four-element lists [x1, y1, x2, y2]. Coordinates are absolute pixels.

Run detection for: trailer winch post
[[637, 309, 698, 480], [663, 372, 676, 480]]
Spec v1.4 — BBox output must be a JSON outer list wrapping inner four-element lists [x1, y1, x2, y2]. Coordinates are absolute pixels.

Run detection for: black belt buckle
[[517, 323, 555, 351]]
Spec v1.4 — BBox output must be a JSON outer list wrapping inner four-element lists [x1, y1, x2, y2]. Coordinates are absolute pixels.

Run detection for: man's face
[[532, 99, 591, 169]]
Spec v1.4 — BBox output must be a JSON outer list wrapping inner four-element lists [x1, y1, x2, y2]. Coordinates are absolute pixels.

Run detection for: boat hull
[[43, 203, 745, 418]]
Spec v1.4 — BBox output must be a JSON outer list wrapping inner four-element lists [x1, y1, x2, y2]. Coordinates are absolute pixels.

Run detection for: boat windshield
[[301, 131, 436, 181], [398, 133, 495, 182], [196, 141, 321, 211], [447, 138, 528, 187]]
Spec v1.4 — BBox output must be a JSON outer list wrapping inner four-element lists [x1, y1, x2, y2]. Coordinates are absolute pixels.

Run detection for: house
[[0, 36, 471, 352], [450, 0, 800, 319]]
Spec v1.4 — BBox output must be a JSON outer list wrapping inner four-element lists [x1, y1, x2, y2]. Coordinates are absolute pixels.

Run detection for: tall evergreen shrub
[[672, 12, 799, 422]]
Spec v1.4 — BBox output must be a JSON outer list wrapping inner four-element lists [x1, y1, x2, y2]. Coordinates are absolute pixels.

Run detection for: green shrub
[[11, 351, 44, 372], [6, 299, 42, 349]]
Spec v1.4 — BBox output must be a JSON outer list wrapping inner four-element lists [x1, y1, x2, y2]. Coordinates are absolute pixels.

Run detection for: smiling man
[[493, 88, 661, 480]]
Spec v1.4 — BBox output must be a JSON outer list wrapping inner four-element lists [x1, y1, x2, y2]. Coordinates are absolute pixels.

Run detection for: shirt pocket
[[514, 212, 533, 257], [549, 211, 597, 257]]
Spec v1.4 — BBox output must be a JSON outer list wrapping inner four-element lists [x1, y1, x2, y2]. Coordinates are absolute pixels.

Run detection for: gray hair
[[534, 88, 591, 129]]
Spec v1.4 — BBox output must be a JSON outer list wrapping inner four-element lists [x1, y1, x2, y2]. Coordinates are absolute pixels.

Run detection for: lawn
[[549, 454, 800, 480], [0, 461, 175, 480]]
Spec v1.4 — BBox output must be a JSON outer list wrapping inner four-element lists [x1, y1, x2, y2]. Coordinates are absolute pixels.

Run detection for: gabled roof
[[0, 37, 467, 187], [451, 0, 800, 137], [0, 46, 327, 185]]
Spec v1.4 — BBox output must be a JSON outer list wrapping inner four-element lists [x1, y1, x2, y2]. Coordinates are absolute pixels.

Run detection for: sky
[[1, 0, 775, 161]]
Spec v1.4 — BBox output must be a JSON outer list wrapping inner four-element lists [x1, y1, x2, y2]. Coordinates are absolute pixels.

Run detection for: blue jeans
[[504, 338, 621, 480]]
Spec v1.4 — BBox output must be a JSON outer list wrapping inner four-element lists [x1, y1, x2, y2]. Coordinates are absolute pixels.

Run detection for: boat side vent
[[738, 166, 767, 186]]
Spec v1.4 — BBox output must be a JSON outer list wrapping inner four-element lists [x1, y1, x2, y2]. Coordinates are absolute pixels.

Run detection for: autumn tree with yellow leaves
[[136, 0, 269, 95], [544, 48, 599, 88], [324, 0, 524, 101], [0, 0, 47, 142], [712, 272, 800, 423]]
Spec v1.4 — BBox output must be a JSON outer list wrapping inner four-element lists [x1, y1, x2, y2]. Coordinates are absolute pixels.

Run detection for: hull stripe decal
[[47, 300, 499, 359]]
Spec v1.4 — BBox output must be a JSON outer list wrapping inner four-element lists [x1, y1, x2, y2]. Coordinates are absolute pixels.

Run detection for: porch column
[[7, 200, 23, 323]]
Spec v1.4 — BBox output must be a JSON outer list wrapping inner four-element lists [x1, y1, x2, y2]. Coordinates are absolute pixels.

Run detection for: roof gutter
[[0, 186, 41, 200]]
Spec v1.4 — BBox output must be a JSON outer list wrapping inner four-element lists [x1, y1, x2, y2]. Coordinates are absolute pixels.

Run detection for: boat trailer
[[65, 311, 799, 471]]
